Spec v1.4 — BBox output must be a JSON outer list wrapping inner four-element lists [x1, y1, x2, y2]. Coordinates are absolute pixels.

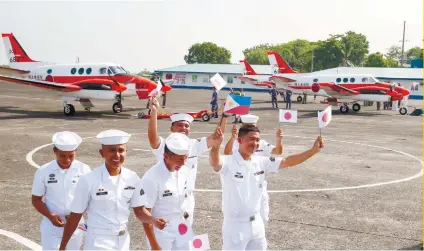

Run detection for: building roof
[[154, 63, 273, 75], [314, 67, 422, 80]]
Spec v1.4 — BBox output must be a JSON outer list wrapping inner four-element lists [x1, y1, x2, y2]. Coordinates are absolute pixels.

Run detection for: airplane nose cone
[[311, 83, 320, 93], [118, 83, 127, 92], [162, 84, 172, 92]]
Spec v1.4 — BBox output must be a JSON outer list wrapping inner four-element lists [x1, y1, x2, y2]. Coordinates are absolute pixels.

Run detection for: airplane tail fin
[[239, 60, 257, 75], [1, 33, 47, 71], [267, 51, 296, 74]]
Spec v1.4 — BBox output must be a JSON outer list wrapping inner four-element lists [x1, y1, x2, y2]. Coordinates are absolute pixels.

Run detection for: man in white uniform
[[59, 129, 165, 250], [210, 125, 324, 250], [148, 97, 223, 225], [132, 133, 194, 250], [224, 114, 283, 224], [32, 131, 91, 250]]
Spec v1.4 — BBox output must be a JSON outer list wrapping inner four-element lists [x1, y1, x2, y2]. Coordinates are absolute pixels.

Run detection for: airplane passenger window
[[362, 77, 368, 82], [78, 68, 84, 75], [350, 78, 355, 83], [71, 68, 77, 75], [336, 78, 341, 83], [47, 69, 52, 74], [343, 78, 348, 83], [99, 68, 107, 74], [313, 78, 318, 82], [86, 68, 92, 75]]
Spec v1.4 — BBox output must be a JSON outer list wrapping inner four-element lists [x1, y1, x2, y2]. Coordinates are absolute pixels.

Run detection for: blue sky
[[0, 0, 422, 72]]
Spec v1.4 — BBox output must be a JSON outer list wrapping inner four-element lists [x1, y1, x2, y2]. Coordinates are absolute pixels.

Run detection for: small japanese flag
[[189, 234, 211, 250], [279, 109, 297, 123], [210, 73, 227, 91], [318, 106, 332, 128], [148, 79, 163, 97]]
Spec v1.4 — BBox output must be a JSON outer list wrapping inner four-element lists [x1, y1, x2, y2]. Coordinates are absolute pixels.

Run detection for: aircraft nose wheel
[[112, 102, 123, 113], [340, 105, 349, 113], [202, 113, 211, 122], [399, 107, 408, 115], [64, 104, 75, 116], [352, 103, 361, 112]]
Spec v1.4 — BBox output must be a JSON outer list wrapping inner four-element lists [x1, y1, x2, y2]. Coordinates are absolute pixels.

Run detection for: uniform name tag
[[188, 156, 197, 159], [255, 149, 264, 152], [163, 193, 173, 197], [254, 170, 265, 176], [96, 191, 108, 196], [47, 180, 57, 184], [124, 186, 135, 190], [234, 174, 243, 178]]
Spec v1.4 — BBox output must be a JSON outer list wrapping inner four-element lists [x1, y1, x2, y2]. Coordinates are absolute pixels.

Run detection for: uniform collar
[[52, 160, 79, 170], [234, 150, 251, 165], [101, 164, 128, 183]]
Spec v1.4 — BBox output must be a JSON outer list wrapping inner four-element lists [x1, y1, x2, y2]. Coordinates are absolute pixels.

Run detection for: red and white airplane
[[0, 33, 171, 116]]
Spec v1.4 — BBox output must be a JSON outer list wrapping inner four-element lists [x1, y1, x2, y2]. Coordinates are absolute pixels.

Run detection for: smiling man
[[59, 129, 164, 250]]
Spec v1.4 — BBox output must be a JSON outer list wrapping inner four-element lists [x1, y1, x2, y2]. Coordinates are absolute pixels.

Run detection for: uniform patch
[[49, 174, 55, 177], [255, 149, 264, 152], [140, 188, 145, 196], [234, 172, 243, 179], [188, 156, 197, 159], [254, 170, 265, 176], [163, 189, 172, 197], [47, 180, 57, 184], [269, 157, 275, 162], [96, 191, 108, 196], [124, 186, 135, 190]]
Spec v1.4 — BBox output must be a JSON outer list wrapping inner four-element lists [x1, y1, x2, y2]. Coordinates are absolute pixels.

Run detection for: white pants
[[41, 229, 83, 250], [84, 230, 130, 250], [260, 181, 269, 224], [187, 192, 195, 226], [146, 217, 194, 250], [222, 213, 267, 250]]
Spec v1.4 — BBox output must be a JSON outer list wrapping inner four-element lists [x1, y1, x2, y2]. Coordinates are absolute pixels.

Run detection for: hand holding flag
[[149, 79, 163, 97], [318, 106, 332, 128], [223, 94, 251, 115]]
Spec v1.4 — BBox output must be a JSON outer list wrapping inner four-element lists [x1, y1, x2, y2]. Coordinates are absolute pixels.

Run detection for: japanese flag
[[189, 234, 211, 250], [210, 73, 227, 91], [148, 79, 163, 97], [318, 106, 332, 128], [279, 109, 297, 123]]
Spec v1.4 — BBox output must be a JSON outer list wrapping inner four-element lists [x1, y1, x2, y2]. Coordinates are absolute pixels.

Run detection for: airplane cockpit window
[[118, 66, 130, 74], [99, 68, 107, 75], [370, 77, 379, 83], [109, 66, 127, 75]]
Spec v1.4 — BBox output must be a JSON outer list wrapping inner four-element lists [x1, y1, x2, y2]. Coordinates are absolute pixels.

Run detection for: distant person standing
[[270, 86, 278, 108], [211, 87, 219, 118], [285, 90, 292, 109]]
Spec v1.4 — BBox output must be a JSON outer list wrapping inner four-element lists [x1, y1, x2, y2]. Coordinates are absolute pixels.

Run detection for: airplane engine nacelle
[[311, 83, 320, 93]]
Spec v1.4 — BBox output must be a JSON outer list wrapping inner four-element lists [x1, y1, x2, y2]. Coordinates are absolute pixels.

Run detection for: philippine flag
[[223, 94, 252, 115]]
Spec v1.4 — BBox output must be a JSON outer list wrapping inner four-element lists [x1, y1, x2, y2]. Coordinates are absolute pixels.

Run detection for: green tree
[[184, 42, 231, 64], [312, 39, 343, 70], [364, 52, 385, 67], [385, 45, 401, 66], [242, 44, 274, 65], [406, 47, 423, 63]]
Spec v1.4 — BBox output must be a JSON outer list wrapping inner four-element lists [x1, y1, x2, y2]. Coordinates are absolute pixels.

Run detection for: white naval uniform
[[31, 160, 91, 250], [132, 160, 193, 250], [151, 136, 209, 225], [70, 165, 139, 250], [232, 140, 274, 224], [218, 151, 282, 250]]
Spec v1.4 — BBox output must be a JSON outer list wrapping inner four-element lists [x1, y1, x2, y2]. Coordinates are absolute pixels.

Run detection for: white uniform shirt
[[32, 160, 91, 218], [218, 151, 282, 220], [151, 136, 209, 192], [131, 160, 190, 221], [70, 165, 139, 231], [232, 140, 274, 157]]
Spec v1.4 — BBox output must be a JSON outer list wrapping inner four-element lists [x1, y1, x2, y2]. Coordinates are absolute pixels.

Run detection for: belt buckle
[[119, 230, 125, 236], [249, 215, 255, 221]]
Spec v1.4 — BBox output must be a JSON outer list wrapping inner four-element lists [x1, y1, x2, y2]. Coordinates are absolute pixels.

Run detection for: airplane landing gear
[[112, 102, 123, 113], [340, 103, 349, 114], [352, 103, 361, 112], [297, 96, 303, 102], [399, 107, 408, 115], [64, 104, 75, 116]]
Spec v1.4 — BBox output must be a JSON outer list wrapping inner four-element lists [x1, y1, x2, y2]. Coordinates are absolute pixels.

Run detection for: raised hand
[[231, 124, 238, 139], [149, 97, 159, 111], [312, 136, 324, 154], [276, 128, 283, 140], [211, 127, 224, 148]]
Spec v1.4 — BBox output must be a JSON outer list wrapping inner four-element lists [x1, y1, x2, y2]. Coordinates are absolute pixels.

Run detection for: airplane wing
[[0, 75, 81, 92], [237, 76, 259, 83], [320, 83, 359, 96], [0, 66, 29, 76], [269, 75, 296, 83]]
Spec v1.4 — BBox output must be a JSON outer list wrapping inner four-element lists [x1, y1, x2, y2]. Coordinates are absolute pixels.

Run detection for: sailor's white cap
[[165, 133, 191, 155], [52, 131, 82, 151], [241, 114, 259, 124], [96, 129, 131, 145], [170, 113, 194, 123]]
